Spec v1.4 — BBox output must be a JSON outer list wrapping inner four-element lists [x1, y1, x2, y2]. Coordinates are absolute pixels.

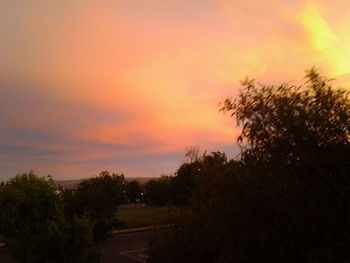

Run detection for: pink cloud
[[1, 0, 350, 179]]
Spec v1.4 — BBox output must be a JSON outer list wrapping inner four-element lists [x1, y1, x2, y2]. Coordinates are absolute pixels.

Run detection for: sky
[[1, 0, 350, 180]]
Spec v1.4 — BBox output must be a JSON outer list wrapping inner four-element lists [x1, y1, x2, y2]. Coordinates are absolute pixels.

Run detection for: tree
[[170, 162, 198, 206], [170, 151, 228, 206], [144, 176, 172, 206], [148, 152, 237, 263], [220, 68, 349, 168], [0, 172, 99, 262], [216, 69, 350, 262], [126, 181, 143, 204], [66, 171, 126, 242], [185, 145, 200, 163], [149, 69, 350, 263]]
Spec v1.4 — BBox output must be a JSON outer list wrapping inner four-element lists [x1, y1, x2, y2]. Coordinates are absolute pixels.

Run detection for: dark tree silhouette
[[126, 180, 143, 203], [144, 176, 172, 206], [220, 68, 349, 169], [148, 69, 350, 263], [64, 171, 126, 242]]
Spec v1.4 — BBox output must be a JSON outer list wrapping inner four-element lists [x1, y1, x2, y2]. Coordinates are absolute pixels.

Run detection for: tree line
[[0, 167, 199, 262]]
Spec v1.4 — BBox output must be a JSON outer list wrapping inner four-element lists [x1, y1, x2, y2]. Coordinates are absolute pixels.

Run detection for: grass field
[[118, 206, 168, 229]]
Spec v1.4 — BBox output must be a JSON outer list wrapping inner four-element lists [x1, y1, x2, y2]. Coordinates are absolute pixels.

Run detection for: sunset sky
[[1, 0, 350, 180]]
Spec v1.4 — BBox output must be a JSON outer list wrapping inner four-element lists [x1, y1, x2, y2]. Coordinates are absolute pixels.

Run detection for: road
[[100, 231, 149, 263], [0, 231, 150, 263]]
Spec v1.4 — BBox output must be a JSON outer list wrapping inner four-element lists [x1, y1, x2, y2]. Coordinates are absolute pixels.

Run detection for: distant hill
[[56, 177, 158, 189], [56, 179, 85, 189]]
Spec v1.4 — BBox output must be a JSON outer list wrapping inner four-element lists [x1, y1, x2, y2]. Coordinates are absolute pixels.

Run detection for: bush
[[0, 172, 99, 263]]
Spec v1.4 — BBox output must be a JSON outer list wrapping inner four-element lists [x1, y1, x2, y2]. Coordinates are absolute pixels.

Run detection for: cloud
[[0, 126, 184, 180], [1, 0, 349, 180], [297, 1, 350, 76]]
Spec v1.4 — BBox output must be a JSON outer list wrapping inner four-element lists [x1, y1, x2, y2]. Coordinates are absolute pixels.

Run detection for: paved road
[[100, 231, 149, 263], [0, 231, 150, 263]]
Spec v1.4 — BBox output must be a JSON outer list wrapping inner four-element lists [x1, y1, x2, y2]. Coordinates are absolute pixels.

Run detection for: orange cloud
[[298, 1, 350, 76], [1, 0, 350, 179]]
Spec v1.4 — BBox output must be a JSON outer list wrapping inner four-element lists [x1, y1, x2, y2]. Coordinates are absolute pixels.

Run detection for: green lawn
[[118, 206, 168, 229]]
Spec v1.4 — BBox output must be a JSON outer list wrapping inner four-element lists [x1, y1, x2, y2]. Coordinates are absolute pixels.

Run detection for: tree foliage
[[220, 68, 349, 167], [0, 172, 99, 262], [64, 171, 126, 242], [185, 145, 200, 163], [144, 176, 172, 206], [149, 69, 350, 263], [171, 151, 228, 206], [126, 180, 143, 203]]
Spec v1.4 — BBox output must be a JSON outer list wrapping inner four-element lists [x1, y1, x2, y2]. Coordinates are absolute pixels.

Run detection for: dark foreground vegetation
[[148, 69, 350, 263], [0, 170, 164, 262], [0, 69, 349, 263]]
